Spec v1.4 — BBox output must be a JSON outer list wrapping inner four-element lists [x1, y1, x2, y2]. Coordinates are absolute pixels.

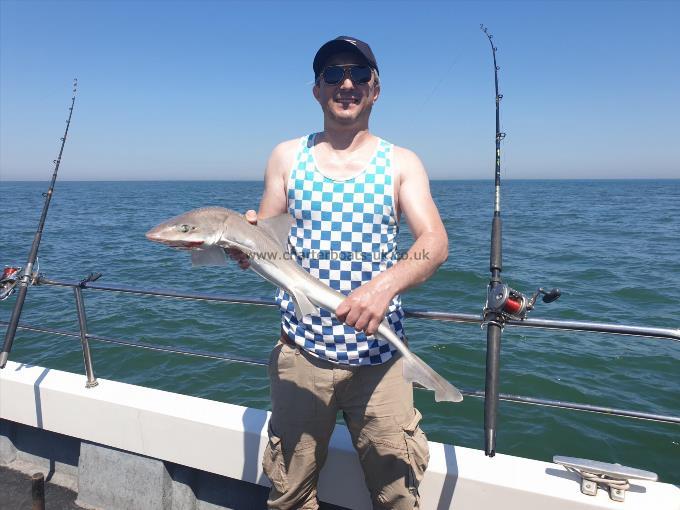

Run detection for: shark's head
[[145, 207, 232, 250]]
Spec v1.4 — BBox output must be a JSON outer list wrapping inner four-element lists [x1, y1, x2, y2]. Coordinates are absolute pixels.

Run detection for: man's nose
[[339, 76, 355, 90]]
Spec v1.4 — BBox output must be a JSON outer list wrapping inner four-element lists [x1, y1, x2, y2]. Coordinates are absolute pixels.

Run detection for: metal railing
[[2, 275, 679, 426]]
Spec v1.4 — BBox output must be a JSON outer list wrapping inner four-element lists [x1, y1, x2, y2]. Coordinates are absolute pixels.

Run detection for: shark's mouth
[[176, 241, 205, 250], [156, 240, 205, 249]]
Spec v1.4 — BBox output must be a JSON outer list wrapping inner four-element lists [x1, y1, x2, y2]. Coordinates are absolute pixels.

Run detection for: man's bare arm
[[229, 140, 295, 268], [257, 141, 295, 218], [336, 147, 448, 335]]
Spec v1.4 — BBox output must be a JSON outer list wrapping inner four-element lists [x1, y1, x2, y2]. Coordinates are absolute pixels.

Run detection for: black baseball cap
[[313, 36, 379, 78]]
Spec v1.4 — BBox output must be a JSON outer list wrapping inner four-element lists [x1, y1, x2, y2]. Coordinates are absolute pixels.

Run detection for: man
[[232, 36, 448, 510]]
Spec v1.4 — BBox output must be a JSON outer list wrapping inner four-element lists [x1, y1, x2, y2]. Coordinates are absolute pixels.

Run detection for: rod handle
[[0, 282, 29, 368]]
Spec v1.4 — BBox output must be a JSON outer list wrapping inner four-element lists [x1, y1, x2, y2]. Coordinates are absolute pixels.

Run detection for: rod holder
[[73, 287, 98, 388], [484, 318, 502, 456]]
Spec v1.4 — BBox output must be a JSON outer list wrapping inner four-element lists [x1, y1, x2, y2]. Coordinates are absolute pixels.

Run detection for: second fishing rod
[[479, 26, 560, 457]]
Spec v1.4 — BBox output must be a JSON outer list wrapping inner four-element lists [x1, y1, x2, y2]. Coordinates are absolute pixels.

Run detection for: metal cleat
[[554, 456, 658, 502], [581, 477, 598, 496]]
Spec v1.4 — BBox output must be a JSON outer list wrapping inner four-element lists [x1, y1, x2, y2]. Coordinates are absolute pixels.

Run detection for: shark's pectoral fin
[[191, 246, 228, 267], [259, 213, 295, 249], [288, 287, 318, 321]]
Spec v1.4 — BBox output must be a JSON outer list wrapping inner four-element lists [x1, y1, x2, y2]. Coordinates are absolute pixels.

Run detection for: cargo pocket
[[262, 422, 288, 494], [403, 409, 430, 493], [267, 340, 283, 378]]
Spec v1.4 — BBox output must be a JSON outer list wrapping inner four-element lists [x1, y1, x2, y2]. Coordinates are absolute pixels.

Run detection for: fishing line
[[418, 47, 464, 111]]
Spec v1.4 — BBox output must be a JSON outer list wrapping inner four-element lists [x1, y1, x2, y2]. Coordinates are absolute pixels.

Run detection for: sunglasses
[[320, 65, 373, 85]]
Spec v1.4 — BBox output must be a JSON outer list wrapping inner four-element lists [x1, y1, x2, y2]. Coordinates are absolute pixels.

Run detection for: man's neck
[[319, 124, 373, 153]]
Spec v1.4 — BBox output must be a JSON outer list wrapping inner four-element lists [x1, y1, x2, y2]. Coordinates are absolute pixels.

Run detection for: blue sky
[[1, 0, 678, 180]]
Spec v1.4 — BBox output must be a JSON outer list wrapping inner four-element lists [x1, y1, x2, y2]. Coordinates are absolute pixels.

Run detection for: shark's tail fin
[[402, 353, 464, 403]]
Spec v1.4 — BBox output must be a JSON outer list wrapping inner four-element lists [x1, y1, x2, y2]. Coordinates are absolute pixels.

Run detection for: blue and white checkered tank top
[[275, 134, 405, 365]]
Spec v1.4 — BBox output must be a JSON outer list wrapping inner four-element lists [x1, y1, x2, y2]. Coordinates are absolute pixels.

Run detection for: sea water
[[1, 179, 678, 483]]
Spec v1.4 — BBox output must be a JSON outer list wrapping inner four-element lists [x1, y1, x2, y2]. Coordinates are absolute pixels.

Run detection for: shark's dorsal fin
[[288, 286, 318, 321], [259, 213, 295, 249], [191, 246, 228, 267]]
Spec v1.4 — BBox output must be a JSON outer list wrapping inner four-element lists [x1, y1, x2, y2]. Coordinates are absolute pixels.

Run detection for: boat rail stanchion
[[73, 282, 98, 388], [32, 472, 45, 510]]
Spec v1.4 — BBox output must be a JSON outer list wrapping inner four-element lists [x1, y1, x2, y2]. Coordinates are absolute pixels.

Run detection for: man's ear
[[372, 82, 381, 103], [312, 82, 321, 103]]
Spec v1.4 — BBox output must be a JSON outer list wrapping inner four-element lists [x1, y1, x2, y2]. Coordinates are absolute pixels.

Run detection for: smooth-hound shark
[[146, 207, 463, 403]]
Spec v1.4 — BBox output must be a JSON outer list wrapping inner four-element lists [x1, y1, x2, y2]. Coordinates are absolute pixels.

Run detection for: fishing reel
[[0, 267, 22, 301], [484, 282, 561, 323]]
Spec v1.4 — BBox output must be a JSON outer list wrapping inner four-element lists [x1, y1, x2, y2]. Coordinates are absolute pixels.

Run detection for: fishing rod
[[479, 26, 560, 457], [0, 79, 78, 369]]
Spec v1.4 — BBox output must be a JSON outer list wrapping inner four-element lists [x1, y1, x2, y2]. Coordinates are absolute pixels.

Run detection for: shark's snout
[[145, 228, 162, 242], [145, 224, 177, 245]]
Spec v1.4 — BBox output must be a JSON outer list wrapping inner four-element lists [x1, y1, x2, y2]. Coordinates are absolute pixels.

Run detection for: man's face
[[313, 51, 380, 125]]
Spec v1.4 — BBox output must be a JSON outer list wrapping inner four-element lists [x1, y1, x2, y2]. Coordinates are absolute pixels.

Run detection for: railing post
[[31, 472, 45, 510], [73, 286, 98, 388]]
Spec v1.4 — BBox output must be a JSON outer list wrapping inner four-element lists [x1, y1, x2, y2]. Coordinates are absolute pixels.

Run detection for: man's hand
[[335, 277, 395, 336], [227, 210, 257, 270], [336, 147, 448, 336]]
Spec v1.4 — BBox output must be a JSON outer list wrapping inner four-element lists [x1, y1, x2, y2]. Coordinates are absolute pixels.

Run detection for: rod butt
[[485, 428, 496, 457]]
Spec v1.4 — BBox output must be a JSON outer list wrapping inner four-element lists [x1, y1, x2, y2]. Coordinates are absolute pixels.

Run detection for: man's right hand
[[227, 210, 257, 270]]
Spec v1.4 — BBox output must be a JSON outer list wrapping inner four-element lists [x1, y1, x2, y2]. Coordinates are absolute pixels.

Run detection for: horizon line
[[2, 177, 679, 183]]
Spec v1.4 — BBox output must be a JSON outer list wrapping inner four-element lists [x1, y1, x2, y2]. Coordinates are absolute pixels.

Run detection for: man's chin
[[331, 114, 359, 124], [328, 107, 362, 123]]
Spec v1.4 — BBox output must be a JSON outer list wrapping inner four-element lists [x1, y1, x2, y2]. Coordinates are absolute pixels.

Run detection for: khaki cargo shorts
[[262, 337, 430, 510]]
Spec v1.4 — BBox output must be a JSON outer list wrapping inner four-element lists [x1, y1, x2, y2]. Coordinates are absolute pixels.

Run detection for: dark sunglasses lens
[[323, 67, 345, 84], [350, 66, 372, 84]]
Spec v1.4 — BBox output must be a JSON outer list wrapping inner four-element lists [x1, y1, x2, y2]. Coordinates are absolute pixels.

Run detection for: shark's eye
[[178, 224, 191, 233]]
